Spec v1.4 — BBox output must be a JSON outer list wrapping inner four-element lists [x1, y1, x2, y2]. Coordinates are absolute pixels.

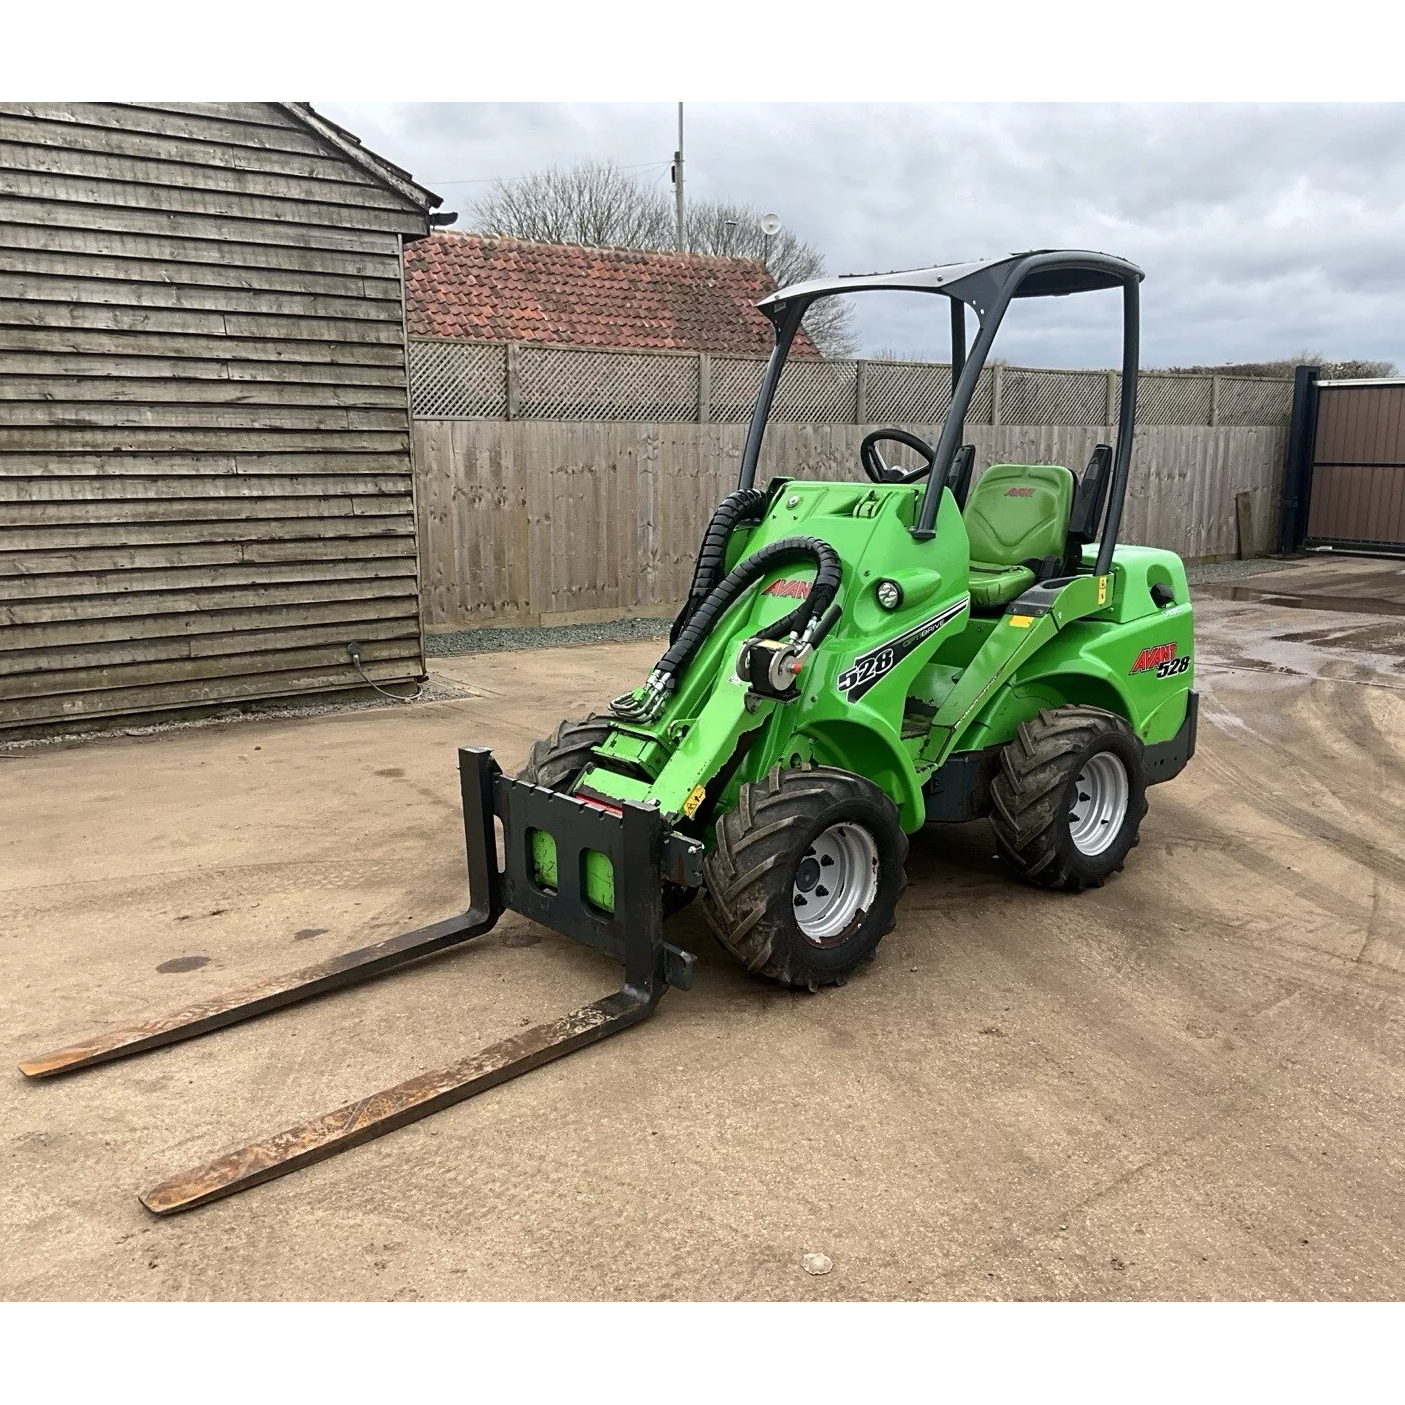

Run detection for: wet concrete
[[2, 558, 1404, 1301], [1200, 554, 1405, 623], [1197, 556, 1405, 694]]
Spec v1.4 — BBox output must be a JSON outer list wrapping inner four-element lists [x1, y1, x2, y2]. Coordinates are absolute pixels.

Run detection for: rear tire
[[989, 705, 1147, 892], [701, 765, 907, 990]]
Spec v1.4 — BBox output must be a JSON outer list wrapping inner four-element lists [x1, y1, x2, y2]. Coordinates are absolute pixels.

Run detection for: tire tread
[[702, 764, 907, 988], [989, 705, 1148, 892]]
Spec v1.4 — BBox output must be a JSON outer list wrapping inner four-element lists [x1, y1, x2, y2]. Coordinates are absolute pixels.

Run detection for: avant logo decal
[[762, 577, 812, 600], [1003, 486, 1035, 497], [1130, 641, 1190, 678], [836, 598, 969, 701]]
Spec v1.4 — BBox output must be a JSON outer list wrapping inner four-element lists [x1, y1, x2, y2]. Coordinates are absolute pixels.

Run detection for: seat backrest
[[948, 443, 976, 509], [1066, 443, 1113, 555], [963, 462, 1076, 568]]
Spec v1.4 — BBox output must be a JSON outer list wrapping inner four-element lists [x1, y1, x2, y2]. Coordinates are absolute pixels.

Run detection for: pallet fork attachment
[[19, 748, 702, 1215]]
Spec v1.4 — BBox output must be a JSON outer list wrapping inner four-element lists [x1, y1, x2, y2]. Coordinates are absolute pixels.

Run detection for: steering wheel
[[860, 428, 937, 485]]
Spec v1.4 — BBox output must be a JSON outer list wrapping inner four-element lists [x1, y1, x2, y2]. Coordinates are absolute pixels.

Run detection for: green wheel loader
[[22, 249, 1196, 1212]]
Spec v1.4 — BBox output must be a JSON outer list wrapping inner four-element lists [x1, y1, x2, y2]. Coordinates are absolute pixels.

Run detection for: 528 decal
[[836, 647, 894, 696], [835, 598, 968, 702], [1130, 641, 1190, 678]]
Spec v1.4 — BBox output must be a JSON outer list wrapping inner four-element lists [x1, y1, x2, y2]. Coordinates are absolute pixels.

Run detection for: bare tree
[[683, 199, 858, 357], [470, 164, 858, 356], [473, 162, 672, 250], [866, 346, 1002, 369]]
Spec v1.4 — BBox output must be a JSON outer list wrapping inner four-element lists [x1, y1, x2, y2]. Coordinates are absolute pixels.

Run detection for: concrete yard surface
[[3, 555, 1404, 1301]]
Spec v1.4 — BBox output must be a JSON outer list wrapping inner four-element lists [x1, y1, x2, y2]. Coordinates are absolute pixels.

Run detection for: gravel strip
[[1185, 557, 1302, 585], [426, 616, 675, 656]]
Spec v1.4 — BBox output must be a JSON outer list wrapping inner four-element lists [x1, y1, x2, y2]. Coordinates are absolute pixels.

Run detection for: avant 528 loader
[[21, 249, 1196, 1213]]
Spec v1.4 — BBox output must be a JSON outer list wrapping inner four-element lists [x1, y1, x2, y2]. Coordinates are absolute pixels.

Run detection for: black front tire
[[701, 764, 908, 990], [518, 713, 615, 790], [989, 705, 1147, 892]]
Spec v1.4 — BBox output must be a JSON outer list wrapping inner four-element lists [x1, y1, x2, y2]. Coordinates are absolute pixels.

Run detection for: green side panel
[[953, 545, 1195, 751], [963, 463, 1075, 567], [1082, 543, 1190, 621], [924, 609, 1060, 764]]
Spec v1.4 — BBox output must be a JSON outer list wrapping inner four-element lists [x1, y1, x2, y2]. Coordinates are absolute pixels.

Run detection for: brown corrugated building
[[0, 102, 444, 736]]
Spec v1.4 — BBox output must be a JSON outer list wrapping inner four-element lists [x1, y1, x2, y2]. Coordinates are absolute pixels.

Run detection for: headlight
[[876, 579, 903, 610]]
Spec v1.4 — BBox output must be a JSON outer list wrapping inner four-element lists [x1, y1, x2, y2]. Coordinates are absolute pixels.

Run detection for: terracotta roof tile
[[403, 233, 818, 356]]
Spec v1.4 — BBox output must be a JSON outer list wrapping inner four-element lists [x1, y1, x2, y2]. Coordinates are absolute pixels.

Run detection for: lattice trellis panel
[[1136, 374, 1214, 426], [966, 366, 995, 426], [1216, 377, 1293, 427], [409, 340, 507, 418], [999, 368, 1110, 426], [517, 345, 699, 420], [863, 363, 997, 426], [866, 361, 952, 424], [408, 339, 1292, 430], [710, 355, 769, 423], [772, 359, 858, 423]]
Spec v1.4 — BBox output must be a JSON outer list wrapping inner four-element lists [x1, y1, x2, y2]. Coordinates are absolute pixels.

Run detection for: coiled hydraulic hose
[[613, 536, 843, 721], [660, 535, 841, 681], [669, 487, 769, 644]]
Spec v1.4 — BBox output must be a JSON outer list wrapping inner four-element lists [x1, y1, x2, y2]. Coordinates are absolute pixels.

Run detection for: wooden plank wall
[[414, 420, 1287, 630], [0, 102, 430, 731]]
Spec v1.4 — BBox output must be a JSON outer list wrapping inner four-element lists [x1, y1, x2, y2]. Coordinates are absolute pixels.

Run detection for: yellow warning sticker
[[1097, 574, 1110, 605], [1008, 615, 1034, 628], [682, 784, 707, 819]]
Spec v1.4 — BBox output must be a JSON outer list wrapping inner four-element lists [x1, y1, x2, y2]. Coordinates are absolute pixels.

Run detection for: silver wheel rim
[[792, 822, 880, 944], [1068, 750, 1130, 857]]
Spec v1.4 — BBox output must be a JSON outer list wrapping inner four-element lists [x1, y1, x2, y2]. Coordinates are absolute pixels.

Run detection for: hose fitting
[[609, 668, 675, 723]]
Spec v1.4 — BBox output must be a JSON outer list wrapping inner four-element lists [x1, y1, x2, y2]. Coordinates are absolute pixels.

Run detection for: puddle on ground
[[156, 955, 210, 973], [1201, 584, 1405, 619]]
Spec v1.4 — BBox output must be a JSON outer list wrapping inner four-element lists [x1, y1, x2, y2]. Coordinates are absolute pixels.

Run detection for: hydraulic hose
[[669, 488, 769, 644], [656, 535, 843, 685]]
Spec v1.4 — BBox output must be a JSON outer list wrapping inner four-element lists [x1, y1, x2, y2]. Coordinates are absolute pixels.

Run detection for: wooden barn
[[0, 102, 446, 735]]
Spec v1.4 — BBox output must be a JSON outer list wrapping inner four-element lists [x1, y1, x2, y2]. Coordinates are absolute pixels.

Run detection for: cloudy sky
[[325, 102, 1405, 371]]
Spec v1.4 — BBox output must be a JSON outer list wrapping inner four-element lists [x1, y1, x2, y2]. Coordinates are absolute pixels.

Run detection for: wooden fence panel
[[412, 420, 1286, 630]]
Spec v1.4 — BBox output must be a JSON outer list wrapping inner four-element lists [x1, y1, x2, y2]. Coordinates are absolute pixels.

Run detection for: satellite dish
[[760, 213, 782, 236]]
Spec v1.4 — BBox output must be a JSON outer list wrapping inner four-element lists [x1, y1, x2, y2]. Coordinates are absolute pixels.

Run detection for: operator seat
[[962, 462, 1076, 607]]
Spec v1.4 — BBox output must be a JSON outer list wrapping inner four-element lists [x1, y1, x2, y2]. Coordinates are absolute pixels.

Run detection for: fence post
[[991, 363, 1004, 429], [1209, 373, 1221, 427], [505, 341, 520, 421], [697, 352, 711, 424], [1105, 369, 1117, 427], [854, 361, 868, 425], [1277, 364, 1320, 554]]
